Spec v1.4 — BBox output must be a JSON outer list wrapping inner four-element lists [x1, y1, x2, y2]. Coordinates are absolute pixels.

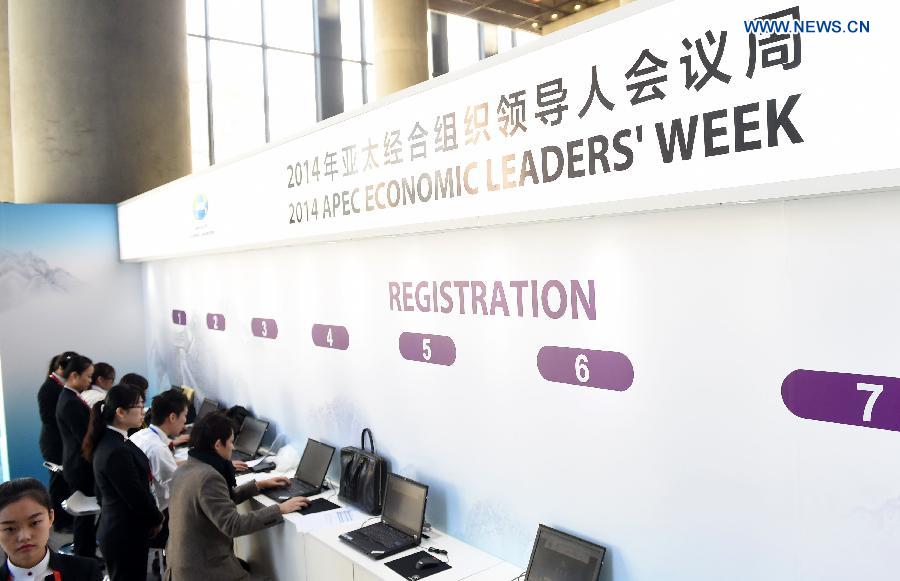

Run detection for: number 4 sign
[[312, 324, 349, 350]]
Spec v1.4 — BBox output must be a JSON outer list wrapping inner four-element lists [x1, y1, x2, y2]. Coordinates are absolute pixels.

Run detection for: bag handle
[[361, 428, 375, 453]]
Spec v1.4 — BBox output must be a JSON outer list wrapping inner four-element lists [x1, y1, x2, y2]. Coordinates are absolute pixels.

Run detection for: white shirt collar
[[90, 384, 106, 394], [148, 424, 171, 443], [107, 425, 129, 438], [6, 547, 50, 579]]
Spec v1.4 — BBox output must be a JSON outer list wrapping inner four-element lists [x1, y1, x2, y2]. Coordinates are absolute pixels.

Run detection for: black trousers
[[48, 469, 73, 531], [101, 534, 149, 581], [72, 514, 97, 558]]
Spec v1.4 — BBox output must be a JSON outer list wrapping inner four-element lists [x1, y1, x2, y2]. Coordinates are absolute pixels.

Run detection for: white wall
[[142, 187, 900, 580]]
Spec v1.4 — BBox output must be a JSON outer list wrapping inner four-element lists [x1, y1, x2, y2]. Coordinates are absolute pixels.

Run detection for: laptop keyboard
[[360, 524, 412, 547], [284, 481, 316, 496]]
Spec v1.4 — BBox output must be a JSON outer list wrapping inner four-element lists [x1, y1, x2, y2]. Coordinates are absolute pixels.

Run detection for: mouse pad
[[298, 498, 340, 515], [385, 550, 451, 580]]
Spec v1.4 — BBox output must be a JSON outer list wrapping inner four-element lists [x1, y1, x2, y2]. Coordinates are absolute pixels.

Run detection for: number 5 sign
[[781, 369, 900, 432]]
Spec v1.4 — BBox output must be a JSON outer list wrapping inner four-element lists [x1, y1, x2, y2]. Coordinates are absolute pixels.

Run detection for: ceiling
[[427, 0, 611, 33]]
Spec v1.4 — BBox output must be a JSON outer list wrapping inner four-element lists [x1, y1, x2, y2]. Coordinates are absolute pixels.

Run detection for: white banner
[[119, 0, 900, 261]]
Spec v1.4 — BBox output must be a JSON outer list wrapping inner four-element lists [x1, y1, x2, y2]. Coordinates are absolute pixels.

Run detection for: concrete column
[[8, 0, 191, 204], [372, 0, 428, 99], [0, 0, 12, 202]]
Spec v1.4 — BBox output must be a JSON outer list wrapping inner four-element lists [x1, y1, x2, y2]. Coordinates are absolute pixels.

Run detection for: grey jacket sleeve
[[231, 480, 262, 505], [197, 473, 283, 538]]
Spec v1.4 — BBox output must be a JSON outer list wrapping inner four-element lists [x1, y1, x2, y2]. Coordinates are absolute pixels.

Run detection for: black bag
[[339, 428, 389, 515]]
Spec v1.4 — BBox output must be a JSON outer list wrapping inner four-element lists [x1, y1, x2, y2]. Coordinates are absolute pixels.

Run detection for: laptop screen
[[295, 439, 335, 486], [233, 417, 268, 456], [525, 525, 606, 581], [382, 474, 428, 540], [196, 398, 219, 420]]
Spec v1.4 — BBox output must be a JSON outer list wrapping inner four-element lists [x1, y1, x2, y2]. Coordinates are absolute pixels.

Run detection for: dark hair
[[151, 389, 189, 426], [0, 478, 52, 515], [119, 372, 149, 394], [82, 384, 143, 461], [47, 356, 59, 376], [63, 354, 92, 380], [51, 351, 79, 375], [91, 362, 115, 385], [189, 411, 236, 452]]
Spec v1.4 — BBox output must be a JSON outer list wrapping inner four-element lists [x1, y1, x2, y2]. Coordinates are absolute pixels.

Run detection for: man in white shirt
[[129, 389, 189, 513]]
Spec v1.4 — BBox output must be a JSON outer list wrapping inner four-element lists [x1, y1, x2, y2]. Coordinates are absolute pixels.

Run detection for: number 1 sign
[[782, 369, 900, 432]]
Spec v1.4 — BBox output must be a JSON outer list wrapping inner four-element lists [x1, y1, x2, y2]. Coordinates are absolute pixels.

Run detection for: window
[[446, 14, 480, 71], [267, 50, 317, 141], [265, 0, 314, 52], [187, 37, 210, 170], [187, 0, 374, 166], [209, 41, 266, 162], [188, 3, 517, 167]]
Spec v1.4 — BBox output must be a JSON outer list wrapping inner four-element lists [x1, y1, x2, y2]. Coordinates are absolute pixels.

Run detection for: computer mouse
[[415, 556, 441, 570]]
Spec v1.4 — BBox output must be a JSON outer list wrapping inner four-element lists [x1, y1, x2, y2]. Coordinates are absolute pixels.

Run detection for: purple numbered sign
[[311, 324, 349, 350], [399, 332, 456, 366], [537, 347, 633, 391], [206, 313, 226, 331], [172, 310, 187, 325], [782, 369, 900, 432], [250, 318, 279, 340]]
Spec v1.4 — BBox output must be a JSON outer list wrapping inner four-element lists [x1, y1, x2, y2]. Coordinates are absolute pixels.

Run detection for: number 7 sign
[[782, 370, 900, 432]]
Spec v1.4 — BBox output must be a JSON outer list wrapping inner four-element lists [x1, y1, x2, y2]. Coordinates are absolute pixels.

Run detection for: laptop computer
[[231, 416, 269, 462], [183, 397, 221, 435], [196, 397, 220, 421], [524, 524, 606, 581], [261, 438, 335, 500], [339, 473, 428, 560]]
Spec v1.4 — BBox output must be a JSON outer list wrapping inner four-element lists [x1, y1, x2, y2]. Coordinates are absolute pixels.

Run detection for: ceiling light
[[574, 3, 583, 10], [550, 12, 559, 19], [531, 21, 539, 28]]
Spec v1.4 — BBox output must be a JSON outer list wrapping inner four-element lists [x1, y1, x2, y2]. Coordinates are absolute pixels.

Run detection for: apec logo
[[192, 193, 208, 221]]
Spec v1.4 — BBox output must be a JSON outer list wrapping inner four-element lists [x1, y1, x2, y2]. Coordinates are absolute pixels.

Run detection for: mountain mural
[[0, 250, 82, 312]]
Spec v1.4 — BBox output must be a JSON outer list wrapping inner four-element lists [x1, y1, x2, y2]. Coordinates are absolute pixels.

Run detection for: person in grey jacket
[[165, 412, 308, 581]]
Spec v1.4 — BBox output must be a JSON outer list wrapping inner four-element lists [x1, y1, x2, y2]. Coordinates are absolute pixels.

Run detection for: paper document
[[63, 491, 100, 515], [244, 456, 272, 468], [285, 505, 367, 533]]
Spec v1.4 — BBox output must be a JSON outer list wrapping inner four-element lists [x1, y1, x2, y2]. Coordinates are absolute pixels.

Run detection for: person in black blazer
[[0, 477, 102, 581], [37, 351, 77, 532], [83, 384, 163, 581], [54, 355, 96, 558]]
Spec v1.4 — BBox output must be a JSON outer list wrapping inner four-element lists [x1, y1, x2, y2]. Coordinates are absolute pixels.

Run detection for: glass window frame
[[188, 0, 374, 166]]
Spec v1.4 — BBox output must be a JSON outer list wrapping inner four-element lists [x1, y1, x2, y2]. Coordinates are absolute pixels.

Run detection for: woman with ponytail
[[83, 384, 163, 581]]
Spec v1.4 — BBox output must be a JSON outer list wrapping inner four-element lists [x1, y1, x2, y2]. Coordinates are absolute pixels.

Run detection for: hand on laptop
[[258, 476, 291, 489], [278, 496, 309, 514], [232, 460, 249, 471], [171, 434, 190, 447]]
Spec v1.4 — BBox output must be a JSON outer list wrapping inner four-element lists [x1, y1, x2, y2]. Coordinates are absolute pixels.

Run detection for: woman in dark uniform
[[0, 478, 102, 580], [83, 384, 163, 581]]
